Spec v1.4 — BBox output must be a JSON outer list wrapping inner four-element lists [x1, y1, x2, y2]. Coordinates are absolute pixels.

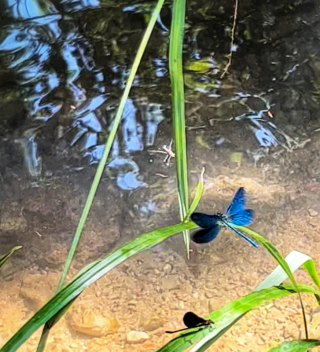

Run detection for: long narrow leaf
[[267, 340, 320, 352], [36, 295, 79, 352], [34, 3, 166, 351], [157, 284, 318, 352], [234, 226, 309, 339], [57, 0, 166, 291], [169, 0, 190, 257], [160, 249, 320, 352], [0, 221, 196, 352], [257, 250, 320, 291], [185, 168, 205, 220], [0, 246, 22, 269]]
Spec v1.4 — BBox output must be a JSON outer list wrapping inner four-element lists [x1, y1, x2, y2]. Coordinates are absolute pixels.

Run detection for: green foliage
[[157, 284, 318, 352], [157, 248, 320, 351], [185, 168, 205, 220], [169, 0, 190, 257], [57, 0, 166, 292], [267, 340, 320, 352], [2, 1, 320, 352], [235, 226, 309, 339], [36, 296, 79, 352], [257, 250, 320, 291], [0, 246, 22, 270], [33, 2, 166, 350], [0, 221, 197, 352]]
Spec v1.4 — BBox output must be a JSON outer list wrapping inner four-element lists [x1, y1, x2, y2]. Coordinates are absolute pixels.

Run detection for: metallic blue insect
[[191, 187, 258, 248]]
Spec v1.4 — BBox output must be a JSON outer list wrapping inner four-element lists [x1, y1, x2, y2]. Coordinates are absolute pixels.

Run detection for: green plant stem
[[34, 2, 166, 352], [169, 0, 189, 257], [1, 221, 197, 352], [56, 0, 165, 293]]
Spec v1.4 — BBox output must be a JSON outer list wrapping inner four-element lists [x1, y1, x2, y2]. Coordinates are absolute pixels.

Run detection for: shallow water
[[1, 0, 320, 351]]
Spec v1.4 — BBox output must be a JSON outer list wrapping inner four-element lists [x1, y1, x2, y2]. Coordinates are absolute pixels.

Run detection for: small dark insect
[[191, 187, 258, 248], [165, 312, 214, 334]]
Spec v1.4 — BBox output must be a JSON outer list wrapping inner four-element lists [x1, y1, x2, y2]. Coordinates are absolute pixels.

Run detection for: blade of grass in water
[[158, 247, 319, 352], [169, 0, 190, 257], [35, 1, 166, 351], [1, 221, 197, 352], [5, 171, 206, 351], [0, 246, 22, 270], [267, 340, 320, 352], [185, 168, 205, 220], [257, 250, 320, 291], [57, 0, 165, 292], [157, 284, 318, 352], [234, 226, 309, 339]]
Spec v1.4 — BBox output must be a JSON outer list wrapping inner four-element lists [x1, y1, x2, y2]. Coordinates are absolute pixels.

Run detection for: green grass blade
[[56, 0, 166, 292], [189, 315, 246, 352], [234, 226, 297, 286], [185, 168, 205, 221], [234, 226, 308, 339], [36, 295, 79, 352], [257, 250, 320, 291], [156, 284, 318, 352], [169, 0, 190, 257], [303, 259, 320, 290], [0, 246, 22, 270], [45, 295, 80, 330], [267, 340, 320, 352], [158, 249, 320, 352], [0, 221, 197, 352]]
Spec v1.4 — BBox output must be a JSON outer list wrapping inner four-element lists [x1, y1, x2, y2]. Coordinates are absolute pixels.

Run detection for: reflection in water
[[209, 92, 302, 151], [107, 158, 146, 191], [0, 0, 104, 176], [0, 0, 165, 184], [78, 98, 164, 190]]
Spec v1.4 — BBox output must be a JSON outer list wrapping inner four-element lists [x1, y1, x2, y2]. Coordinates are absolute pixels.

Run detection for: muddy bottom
[[1, 105, 320, 352]]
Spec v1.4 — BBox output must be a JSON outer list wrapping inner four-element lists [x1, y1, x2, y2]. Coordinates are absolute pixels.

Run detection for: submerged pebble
[[126, 331, 149, 344], [68, 303, 119, 337], [308, 208, 318, 217]]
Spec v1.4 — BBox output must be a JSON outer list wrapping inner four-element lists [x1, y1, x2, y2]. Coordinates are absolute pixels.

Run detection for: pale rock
[[161, 275, 180, 290], [126, 331, 149, 344], [163, 263, 172, 274], [140, 312, 164, 331], [308, 209, 318, 217], [68, 301, 119, 337]]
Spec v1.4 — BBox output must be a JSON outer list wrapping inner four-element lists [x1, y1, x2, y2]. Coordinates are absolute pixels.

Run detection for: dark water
[[1, 1, 320, 351]]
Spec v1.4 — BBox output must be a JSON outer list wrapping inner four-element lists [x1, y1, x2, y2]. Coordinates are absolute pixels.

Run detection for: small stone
[[140, 312, 164, 331], [161, 275, 180, 290], [308, 209, 318, 217], [68, 302, 119, 337], [126, 331, 149, 344], [163, 264, 172, 274], [45, 170, 53, 177]]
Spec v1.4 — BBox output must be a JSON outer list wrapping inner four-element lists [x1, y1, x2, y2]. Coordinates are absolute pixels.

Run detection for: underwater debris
[[148, 139, 175, 165], [107, 158, 146, 191]]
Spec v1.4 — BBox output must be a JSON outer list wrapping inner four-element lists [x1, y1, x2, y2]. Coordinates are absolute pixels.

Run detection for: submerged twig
[[220, 0, 238, 79], [148, 139, 176, 165]]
